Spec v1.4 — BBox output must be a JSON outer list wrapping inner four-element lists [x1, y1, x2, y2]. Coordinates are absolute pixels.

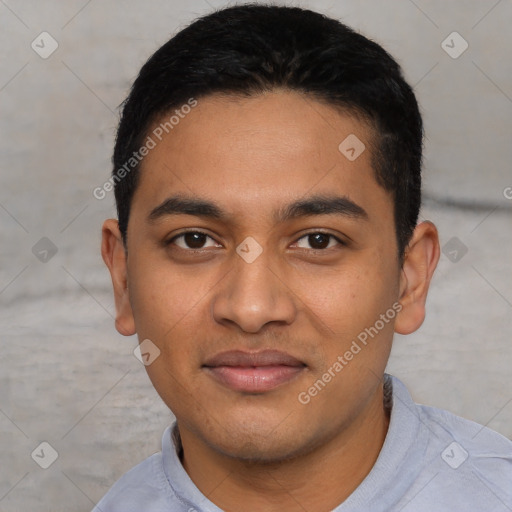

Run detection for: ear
[[394, 221, 440, 335], [101, 219, 136, 336]]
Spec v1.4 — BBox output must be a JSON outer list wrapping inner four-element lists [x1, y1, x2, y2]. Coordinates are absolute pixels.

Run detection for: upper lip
[[203, 350, 305, 368]]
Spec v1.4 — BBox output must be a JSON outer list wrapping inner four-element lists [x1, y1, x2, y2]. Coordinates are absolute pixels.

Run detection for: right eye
[[167, 231, 222, 250]]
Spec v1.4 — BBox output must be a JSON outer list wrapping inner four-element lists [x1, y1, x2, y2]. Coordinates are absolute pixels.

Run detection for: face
[[103, 90, 438, 462]]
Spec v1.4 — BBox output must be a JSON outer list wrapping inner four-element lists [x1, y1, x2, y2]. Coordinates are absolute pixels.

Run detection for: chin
[[206, 428, 313, 465]]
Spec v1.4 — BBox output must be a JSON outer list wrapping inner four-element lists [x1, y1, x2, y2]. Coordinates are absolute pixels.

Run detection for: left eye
[[295, 233, 342, 250]]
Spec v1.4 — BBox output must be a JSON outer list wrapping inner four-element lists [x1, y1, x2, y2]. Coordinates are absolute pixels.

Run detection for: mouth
[[202, 349, 307, 393]]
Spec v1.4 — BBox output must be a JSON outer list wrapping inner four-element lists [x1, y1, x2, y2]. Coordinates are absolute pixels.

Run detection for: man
[[96, 4, 512, 511]]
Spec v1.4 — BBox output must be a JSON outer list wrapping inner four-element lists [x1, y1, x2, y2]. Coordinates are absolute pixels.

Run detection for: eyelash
[[166, 230, 346, 252]]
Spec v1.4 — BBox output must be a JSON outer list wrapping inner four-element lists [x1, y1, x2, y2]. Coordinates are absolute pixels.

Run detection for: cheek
[[301, 255, 399, 341], [127, 251, 209, 336]]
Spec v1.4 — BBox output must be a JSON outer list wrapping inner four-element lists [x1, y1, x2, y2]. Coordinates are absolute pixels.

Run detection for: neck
[[179, 383, 390, 512]]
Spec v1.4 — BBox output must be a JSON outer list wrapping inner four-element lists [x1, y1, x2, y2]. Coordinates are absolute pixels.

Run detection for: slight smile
[[202, 349, 307, 393]]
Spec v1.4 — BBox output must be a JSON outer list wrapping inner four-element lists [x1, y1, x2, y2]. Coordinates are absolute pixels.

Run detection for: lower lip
[[204, 365, 305, 393]]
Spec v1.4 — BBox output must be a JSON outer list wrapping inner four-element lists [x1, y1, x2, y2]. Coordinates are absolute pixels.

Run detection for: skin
[[102, 90, 440, 511]]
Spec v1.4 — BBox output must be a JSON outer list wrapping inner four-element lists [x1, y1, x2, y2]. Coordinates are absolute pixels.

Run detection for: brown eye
[[170, 231, 219, 250], [295, 232, 342, 250], [308, 233, 330, 249]]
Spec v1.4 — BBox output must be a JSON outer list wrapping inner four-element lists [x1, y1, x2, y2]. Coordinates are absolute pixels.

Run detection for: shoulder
[[386, 375, 512, 510], [390, 375, 512, 468], [416, 401, 512, 504], [418, 400, 512, 461], [92, 453, 174, 512]]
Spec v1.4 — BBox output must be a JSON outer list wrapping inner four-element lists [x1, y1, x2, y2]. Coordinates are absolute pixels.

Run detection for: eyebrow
[[148, 194, 368, 224]]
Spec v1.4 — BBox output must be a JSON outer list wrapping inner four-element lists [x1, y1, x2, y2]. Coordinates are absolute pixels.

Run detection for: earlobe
[[394, 221, 440, 335], [101, 219, 136, 336]]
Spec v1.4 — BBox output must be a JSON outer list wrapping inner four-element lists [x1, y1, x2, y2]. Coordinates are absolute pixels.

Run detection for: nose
[[211, 245, 297, 334]]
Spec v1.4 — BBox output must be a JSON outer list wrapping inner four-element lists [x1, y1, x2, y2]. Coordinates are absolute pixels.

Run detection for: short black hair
[[112, 3, 423, 259]]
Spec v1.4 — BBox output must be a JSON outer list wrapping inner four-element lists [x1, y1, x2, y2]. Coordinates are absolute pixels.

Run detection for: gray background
[[1, 0, 511, 510]]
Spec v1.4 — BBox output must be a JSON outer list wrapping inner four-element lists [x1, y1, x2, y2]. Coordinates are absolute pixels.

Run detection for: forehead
[[131, 90, 391, 224]]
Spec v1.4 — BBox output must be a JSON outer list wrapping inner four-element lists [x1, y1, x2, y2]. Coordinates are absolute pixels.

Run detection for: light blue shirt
[[92, 374, 512, 511]]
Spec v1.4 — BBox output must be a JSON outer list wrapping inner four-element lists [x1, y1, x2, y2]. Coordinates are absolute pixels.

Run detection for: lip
[[202, 350, 306, 393]]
